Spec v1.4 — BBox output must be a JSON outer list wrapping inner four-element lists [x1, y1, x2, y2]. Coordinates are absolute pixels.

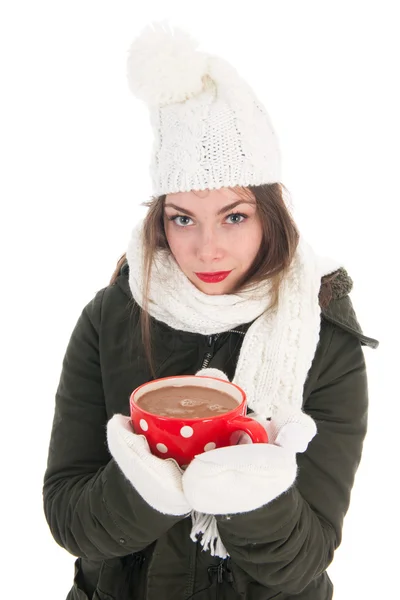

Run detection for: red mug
[[130, 375, 268, 468]]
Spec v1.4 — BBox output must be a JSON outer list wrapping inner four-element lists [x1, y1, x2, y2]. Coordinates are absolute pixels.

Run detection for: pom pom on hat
[[126, 22, 209, 106]]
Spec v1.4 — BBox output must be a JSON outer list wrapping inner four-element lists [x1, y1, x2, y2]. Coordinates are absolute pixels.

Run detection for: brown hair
[[110, 183, 299, 377]]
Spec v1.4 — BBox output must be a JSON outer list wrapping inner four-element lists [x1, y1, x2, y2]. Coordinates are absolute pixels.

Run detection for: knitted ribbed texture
[[233, 236, 326, 417]]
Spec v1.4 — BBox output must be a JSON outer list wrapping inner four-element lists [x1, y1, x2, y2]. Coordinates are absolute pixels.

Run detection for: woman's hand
[[182, 415, 317, 515], [183, 367, 318, 515], [107, 414, 192, 516], [182, 442, 299, 515]]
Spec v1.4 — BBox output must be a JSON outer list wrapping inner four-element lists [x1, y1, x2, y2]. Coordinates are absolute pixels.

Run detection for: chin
[[202, 288, 226, 296], [193, 280, 234, 296]]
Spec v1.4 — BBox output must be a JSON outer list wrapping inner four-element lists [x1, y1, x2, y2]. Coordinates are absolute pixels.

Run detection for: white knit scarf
[[126, 220, 340, 557]]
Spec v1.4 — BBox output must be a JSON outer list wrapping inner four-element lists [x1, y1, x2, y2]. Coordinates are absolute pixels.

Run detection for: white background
[[1, 1, 398, 598]]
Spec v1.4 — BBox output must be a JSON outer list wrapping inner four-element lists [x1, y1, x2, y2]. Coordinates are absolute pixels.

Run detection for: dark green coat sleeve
[[43, 291, 183, 561], [216, 318, 369, 595]]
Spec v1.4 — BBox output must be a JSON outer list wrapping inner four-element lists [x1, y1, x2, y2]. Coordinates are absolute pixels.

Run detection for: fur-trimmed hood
[[319, 268, 378, 349]]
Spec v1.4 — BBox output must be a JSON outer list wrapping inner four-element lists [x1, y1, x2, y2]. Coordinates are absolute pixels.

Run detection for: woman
[[43, 24, 378, 599]]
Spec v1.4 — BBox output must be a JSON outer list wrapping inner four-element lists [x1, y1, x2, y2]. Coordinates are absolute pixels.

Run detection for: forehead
[[165, 187, 254, 209]]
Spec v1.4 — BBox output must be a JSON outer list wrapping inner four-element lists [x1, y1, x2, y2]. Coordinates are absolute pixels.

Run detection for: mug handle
[[226, 415, 269, 444]]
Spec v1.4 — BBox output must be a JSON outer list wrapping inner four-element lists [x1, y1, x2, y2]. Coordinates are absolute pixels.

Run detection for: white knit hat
[[126, 23, 282, 196]]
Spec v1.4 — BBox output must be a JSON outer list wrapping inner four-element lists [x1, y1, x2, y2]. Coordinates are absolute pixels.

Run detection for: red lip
[[195, 271, 232, 283]]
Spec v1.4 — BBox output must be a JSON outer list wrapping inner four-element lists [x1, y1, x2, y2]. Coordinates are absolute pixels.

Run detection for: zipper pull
[[207, 561, 225, 584], [208, 333, 220, 346], [225, 567, 234, 583], [201, 334, 220, 370]]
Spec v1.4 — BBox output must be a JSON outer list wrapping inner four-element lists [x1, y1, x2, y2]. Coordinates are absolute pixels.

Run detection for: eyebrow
[[164, 199, 256, 217]]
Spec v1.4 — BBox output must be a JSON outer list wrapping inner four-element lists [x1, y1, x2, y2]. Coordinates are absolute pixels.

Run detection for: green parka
[[43, 262, 378, 599]]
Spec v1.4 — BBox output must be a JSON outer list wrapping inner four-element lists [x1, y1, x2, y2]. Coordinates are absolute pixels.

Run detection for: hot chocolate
[[136, 385, 238, 418]]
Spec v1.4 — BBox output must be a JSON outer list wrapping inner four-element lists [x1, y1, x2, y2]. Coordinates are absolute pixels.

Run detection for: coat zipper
[[121, 552, 145, 597], [201, 330, 245, 370], [201, 334, 220, 369], [207, 560, 234, 598]]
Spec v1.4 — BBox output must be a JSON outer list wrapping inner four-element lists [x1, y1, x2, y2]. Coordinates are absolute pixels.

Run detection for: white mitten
[[107, 414, 191, 516], [182, 395, 317, 515], [182, 442, 298, 514], [187, 368, 318, 515]]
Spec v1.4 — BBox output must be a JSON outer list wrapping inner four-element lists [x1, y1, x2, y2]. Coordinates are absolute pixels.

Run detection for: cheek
[[234, 224, 263, 260], [251, 220, 263, 246], [250, 228, 263, 255], [165, 226, 190, 262]]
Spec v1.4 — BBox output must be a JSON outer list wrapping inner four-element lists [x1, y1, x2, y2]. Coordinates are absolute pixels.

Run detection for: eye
[[168, 215, 193, 227], [226, 213, 247, 224]]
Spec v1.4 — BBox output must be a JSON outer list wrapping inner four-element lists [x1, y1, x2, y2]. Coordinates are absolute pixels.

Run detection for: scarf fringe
[[190, 511, 229, 559]]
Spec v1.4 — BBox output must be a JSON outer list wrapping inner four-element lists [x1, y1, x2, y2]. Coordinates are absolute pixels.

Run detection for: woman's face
[[163, 187, 263, 295]]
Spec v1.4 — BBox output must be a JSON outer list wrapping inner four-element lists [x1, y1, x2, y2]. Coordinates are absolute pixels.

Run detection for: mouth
[[194, 271, 232, 283]]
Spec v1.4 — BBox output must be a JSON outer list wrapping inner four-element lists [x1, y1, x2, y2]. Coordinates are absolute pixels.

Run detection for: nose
[[196, 227, 224, 263]]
